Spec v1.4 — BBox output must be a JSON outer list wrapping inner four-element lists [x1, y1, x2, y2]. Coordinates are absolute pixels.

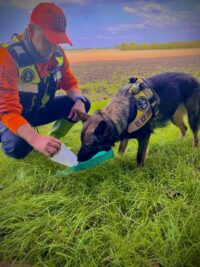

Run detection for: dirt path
[[65, 48, 200, 64]]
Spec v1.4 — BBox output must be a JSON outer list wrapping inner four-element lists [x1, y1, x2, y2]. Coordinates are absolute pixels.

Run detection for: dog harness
[[123, 77, 159, 133]]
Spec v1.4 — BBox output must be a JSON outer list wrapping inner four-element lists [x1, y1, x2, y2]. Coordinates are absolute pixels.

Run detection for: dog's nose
[[77, 149, 86, 162], [77, 147, 96, 162]]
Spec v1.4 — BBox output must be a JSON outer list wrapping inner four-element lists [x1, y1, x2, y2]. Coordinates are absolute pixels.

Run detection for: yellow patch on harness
[[128, 90, 152, 133]]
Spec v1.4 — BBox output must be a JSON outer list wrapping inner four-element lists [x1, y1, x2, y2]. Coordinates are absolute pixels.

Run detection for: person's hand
[[16, 123, 61, 158], [68, 100, 86, 122], [31, 134, 61, 157]]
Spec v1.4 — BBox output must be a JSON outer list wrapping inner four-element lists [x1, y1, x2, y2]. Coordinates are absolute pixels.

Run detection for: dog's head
[[77, 110, 118, 162]]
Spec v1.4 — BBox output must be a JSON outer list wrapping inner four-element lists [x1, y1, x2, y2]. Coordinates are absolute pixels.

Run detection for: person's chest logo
[[21, 69, 35, 83]]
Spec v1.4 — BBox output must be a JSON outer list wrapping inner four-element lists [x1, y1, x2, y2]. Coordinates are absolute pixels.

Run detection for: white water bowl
[[50, 143, 78, 167]]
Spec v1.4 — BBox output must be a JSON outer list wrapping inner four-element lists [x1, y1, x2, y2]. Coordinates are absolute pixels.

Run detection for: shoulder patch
[[8, 42, 33, 67]]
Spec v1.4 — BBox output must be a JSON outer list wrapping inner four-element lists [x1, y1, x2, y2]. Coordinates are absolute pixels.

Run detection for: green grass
[[0, 100, 200, 267], [1, 62, 200, 266]]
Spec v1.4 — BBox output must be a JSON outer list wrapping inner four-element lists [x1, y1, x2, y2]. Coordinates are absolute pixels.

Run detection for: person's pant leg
[[27, 95, 91, 126], [28, 95, 91, 139]]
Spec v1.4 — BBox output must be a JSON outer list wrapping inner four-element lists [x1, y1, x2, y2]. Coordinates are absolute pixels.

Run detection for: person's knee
[[2, 138, 32, 159]]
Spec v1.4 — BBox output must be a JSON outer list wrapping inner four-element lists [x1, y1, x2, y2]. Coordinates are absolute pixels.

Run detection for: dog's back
[[146, 72, 200, 121]]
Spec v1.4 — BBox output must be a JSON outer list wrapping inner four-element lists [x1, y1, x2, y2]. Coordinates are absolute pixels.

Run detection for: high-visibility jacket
[[0, 35, 79, 133], [1, 36, 65, 113]]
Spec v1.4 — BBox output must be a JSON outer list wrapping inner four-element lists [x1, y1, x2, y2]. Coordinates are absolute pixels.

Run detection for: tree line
[[115, 40, 200, 50]]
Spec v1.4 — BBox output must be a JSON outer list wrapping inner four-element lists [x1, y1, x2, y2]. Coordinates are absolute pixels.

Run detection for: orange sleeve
[[60, 50, 79, 92], [0, 47, 29, 133]]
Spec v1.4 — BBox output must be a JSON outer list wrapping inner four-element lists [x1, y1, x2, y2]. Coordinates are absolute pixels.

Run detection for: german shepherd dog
[[77, 72, 200, 166]]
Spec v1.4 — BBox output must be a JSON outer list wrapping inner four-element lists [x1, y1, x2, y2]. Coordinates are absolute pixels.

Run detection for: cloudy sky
[[0, 0, 200, 49]]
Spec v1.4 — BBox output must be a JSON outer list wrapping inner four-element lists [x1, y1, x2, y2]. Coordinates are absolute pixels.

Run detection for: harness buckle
[[128, 77, 148, 95], [131, 84, 140, 95]]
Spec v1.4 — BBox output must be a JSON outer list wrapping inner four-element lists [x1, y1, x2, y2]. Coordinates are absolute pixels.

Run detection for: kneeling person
[[0, 2, 90, 159]]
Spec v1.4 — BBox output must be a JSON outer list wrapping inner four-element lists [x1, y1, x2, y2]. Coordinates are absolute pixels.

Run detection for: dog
[[76, 72, 200, 166]]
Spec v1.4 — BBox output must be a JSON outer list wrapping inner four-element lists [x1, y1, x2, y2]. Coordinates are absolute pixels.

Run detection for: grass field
[[0, 50, 200, 267]]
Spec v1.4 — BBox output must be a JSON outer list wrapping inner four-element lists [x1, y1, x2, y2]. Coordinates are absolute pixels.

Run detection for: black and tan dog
[[77, 72, 200, 166]]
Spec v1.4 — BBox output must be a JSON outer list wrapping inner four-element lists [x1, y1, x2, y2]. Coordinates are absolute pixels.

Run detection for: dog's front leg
[[118, 138, 129, 155], [136, 134, 151, 167]]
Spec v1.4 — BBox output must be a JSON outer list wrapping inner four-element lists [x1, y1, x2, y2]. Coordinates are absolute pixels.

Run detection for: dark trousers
[[0, 95, 90, 159]]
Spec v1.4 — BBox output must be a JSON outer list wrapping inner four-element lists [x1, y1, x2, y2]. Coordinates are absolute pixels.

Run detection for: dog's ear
[[94, 120, 107, 135], [76, 110, 90, 122]]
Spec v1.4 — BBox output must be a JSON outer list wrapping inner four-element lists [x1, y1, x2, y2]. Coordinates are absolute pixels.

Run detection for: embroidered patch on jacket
[[21, 69, 34, 83]]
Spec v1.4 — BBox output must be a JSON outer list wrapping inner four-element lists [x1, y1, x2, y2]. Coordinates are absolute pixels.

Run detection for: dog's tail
[[197, 80, 200, 127], [183, 78, 200, 146], [192, 77, 200, 120]]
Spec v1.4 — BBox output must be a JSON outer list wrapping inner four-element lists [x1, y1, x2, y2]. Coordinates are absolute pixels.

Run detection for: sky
[[0, 0, 200, 49]]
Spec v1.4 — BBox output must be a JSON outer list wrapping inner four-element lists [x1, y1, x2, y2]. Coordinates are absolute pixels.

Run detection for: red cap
[[30, 2, 72, 45]]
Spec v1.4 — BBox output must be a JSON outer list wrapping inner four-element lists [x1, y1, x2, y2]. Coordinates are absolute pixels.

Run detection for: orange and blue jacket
[[0, 35, 79, 134]]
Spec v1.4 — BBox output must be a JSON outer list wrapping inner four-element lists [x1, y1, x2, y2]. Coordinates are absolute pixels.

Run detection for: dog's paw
[[136, 162, 145, 168]]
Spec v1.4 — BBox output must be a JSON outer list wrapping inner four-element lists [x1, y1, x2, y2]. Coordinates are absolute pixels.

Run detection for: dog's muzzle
[[77, 143, 111, 162]]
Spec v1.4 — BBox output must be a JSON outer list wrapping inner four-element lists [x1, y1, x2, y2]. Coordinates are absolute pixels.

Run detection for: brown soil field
[[62, 48, 200, 101], [71, 55, 200, 85], [65, 48, 200, 64]]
